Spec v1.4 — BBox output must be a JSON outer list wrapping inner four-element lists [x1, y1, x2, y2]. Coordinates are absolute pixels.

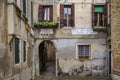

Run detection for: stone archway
[[39, 40, 56, 75]]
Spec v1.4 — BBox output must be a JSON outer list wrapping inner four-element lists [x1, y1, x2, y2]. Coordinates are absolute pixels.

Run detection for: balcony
[[34, 22, 59, 29]]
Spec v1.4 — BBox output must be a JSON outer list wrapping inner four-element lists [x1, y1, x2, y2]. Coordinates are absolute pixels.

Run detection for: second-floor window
[[92, 4, 107, 27], [38, 5, 53, 22], [64, 5, 72, 27], [94, 5, 104, 27], [60, 4, 74, 27], [42, 6, 50, 21]]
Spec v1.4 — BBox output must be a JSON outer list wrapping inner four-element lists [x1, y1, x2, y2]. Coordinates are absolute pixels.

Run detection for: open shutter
[[60, 4, 64, 27], [92, 4, 95, 27], [50, 5, 53, 21], [104, 3, 108, 27], [71, 3, 75, 27], [38, 5, 43, 22]]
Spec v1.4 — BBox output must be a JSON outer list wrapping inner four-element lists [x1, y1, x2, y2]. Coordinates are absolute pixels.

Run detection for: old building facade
[[0, 0, 34, 80], [111, 0, 120, 80], [33, 0, 110, 77]]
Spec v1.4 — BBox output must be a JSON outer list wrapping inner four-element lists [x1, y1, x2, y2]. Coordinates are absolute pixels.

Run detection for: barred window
[[78, 45, 90, 59]]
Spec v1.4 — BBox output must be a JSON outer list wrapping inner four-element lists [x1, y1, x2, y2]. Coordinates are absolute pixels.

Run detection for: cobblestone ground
[[34, 75, 112, 80]]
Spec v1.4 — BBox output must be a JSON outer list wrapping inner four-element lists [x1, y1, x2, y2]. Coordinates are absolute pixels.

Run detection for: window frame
[[60, 3, 74, 27], [42, 6, 51, 22], [38, 5, 53, 22], [94, 5, 105, 27], [76, 43, 91, 60], [64, 5, 72, 27]]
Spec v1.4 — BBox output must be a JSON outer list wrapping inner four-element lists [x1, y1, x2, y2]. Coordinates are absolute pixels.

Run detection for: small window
[[78, 45, 90, 59], [23, 41, 26, 62], [15, 38, 20, 64], [94, 5, 104, 27]]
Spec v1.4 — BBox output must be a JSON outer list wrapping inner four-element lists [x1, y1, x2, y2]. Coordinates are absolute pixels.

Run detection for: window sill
[[78, 56, 91, 60], [93, 26, 107, 32]]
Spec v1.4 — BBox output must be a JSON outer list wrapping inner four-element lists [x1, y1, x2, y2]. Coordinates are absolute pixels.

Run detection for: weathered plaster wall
[[0, 0, 11, 79], [111, 0, 120, 80], [7, 0, 33, 80], [56, 39, 108, 76], [34, 39, 108, 76]]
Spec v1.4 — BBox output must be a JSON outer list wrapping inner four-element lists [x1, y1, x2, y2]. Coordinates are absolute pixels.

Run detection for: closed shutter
[[23, 41, 26, 62], [104, 3, 108, 27], [15, 38, 20, 64], [71, 3, 75, 27], [23, 0, 26, 15], [92, 4, 95, 27], [60, 4, 64, 27], [50, 5, 53, 21], [38, 5, 43, 22]]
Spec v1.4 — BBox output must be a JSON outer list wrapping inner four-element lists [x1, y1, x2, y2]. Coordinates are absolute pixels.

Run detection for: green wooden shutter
[[23, 0, 26, 15], [15, 38, 20, 64], [23, 41, 26, 62], [94, 6, 104, 13], [92, 4, 95, 27]]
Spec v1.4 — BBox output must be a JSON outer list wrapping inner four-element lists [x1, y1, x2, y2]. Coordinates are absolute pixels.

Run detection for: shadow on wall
[[0, 45, 10, 79]]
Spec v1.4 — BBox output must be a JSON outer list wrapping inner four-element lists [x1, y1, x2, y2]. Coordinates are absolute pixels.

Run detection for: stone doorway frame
[[36, 40, 57, 76]]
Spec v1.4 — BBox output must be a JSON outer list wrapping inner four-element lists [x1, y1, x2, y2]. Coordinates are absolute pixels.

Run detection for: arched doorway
[[39, 40, 56, 75]]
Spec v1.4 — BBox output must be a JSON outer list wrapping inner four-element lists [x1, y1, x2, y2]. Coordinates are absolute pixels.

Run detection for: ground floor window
[[77, 45, 90, 59]]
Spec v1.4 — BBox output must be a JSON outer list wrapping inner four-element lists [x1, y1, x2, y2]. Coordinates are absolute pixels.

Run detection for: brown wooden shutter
[[104, 3, 108, 27], [60, 4, 64, 27], [38, 5, 43, 22], [71, 3, 75, 27], [50, 5, 53, 21], [92, 4, 95, 27]]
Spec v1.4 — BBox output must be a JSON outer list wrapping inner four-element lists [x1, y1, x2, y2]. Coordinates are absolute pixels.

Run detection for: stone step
[[35, 76, 112, 80]]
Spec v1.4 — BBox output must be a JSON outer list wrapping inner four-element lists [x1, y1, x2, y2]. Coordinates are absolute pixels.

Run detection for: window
[[23, 0, 26, 15], [78, 45, 90, 59], [23, 41, 26, 62], [42, 6, 50, 21], [15, 38, 20, 64], [64, 5, 72, 27], [38, 5, 53, 22], [92, 4, 107, 27], [60, 4, 74, 27], [94, 5, 104, 27]]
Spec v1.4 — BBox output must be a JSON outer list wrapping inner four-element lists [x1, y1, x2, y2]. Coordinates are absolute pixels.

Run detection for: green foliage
[[34, 22, 59, 28], [93, 27, 107, 32]]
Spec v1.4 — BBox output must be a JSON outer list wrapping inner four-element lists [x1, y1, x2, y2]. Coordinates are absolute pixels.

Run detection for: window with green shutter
[[15, 38, 20, 64], [94, 5, 105, 27], [23, 41, 26, 62]]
